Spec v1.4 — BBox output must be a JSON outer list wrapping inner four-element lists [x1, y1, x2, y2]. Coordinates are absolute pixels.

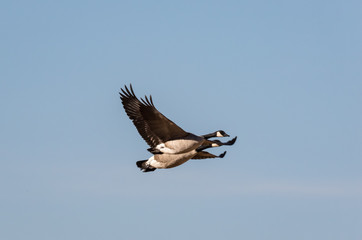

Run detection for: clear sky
[[1, 0, 361, 239]]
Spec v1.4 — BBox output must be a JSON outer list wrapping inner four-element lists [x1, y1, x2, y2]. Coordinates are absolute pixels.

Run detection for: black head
[[216, 130, 229, 137]]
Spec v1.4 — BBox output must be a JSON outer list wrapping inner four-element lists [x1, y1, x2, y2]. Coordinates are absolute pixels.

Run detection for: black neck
[[202, 132, 217, 139]]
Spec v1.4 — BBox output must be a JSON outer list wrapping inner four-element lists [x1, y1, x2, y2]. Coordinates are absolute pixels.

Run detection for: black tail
[[136, 160, 156, 172]]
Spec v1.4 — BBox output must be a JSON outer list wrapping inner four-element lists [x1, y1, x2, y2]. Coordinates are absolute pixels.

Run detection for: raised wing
[[119, 84, 188, 148]]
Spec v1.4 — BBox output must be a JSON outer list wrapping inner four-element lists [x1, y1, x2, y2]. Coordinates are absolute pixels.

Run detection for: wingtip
[[120, 84, 137, 98], [130, 84, 136, 96]]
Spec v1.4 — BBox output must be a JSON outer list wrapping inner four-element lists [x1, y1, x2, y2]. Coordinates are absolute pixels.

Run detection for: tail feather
[[136, 160, 156, 172]]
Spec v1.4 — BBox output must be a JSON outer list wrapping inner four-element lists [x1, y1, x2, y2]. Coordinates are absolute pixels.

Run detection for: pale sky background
[[1, 1, 361, 239]]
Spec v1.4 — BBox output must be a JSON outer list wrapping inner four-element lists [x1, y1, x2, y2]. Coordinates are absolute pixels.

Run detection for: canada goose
[[147, 131, 235, 154], [202, 130, 229, 139], [119, 84, 237, 155], [136, 150, 228, 172]]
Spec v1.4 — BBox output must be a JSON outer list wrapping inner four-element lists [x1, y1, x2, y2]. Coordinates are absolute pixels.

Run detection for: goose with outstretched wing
[[119, 84, 237, 171], [120, 84, 236, 154]]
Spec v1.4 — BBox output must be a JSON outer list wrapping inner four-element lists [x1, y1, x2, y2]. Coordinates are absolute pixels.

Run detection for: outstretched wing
[[192, 151, 227, 160], [119, 84, 188, 148]]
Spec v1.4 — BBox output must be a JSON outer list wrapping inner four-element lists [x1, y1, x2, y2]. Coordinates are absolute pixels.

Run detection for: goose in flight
[[137, 149, 228, 172], [119, 84, 237, 155]]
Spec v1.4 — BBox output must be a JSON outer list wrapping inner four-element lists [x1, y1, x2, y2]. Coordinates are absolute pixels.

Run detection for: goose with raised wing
[[119, 84, 237, 155]]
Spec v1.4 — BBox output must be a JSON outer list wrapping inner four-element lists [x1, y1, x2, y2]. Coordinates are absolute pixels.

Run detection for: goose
[[202, 130, 229, 139], [136, 150, 228, 172], [119, 84, 237, 155]]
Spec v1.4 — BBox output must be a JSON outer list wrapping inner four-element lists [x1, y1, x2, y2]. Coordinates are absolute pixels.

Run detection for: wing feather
[[119, 84, 188, 148]]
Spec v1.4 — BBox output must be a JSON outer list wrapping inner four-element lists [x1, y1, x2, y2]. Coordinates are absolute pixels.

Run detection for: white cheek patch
[[216, 132, 223, 137], [212, 143, 220, 147]]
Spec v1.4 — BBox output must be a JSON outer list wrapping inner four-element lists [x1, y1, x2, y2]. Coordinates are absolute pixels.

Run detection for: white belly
[[156, 134, 204, 154], [147, 151, 198, 169]]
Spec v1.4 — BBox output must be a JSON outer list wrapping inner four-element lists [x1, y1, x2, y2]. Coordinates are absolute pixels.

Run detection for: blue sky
[[1, 0, 361, 239]]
